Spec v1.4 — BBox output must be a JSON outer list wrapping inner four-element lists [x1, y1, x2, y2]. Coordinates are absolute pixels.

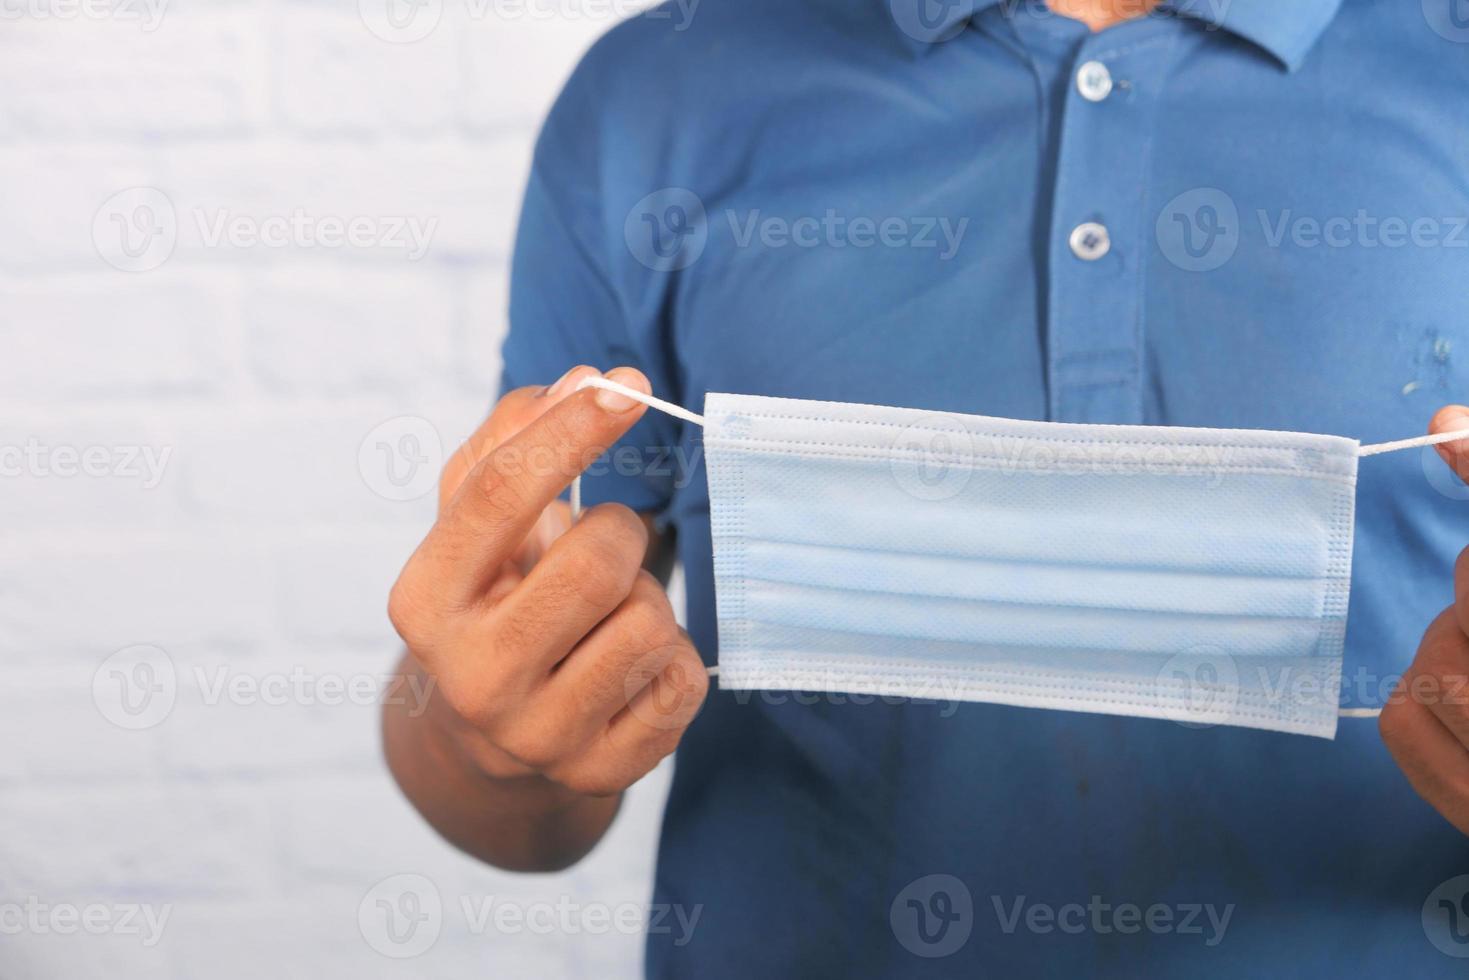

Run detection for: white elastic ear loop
[[1358, 429, 1469, 457], [566, 377, 719, 679], [575, 375, 707, 427], [568, 376, 705, 523], [1322, 429, 1469, 719], [1342, 429, 1469, 718], [1350, 429, 1469, 716]]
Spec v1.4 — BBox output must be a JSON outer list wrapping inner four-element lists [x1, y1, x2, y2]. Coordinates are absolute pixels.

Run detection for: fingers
[[465, 571, 706, 795], [437, 367, 592, 513], [1381, 686, 1469, 836], [611, 643, 709, 736], [547, 644, 709, 798], [542, 570, 688, 721], [1382, 607, 1469, 836], [487, 504, 650, 674], [1385, 412, 1469, 837], [1430, 404, 1469, 484], [1454, 544, 1469, 645], [407, 365, 652, 609], [1406, 607, 1469, 747]]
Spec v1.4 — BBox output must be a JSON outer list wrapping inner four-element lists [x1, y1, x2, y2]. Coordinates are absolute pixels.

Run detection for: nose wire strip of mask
[[568, 375, 1469, 709]]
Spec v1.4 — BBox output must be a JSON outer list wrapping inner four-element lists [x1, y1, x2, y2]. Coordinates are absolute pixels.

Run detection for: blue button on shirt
[[502, 1, 1469, 974]]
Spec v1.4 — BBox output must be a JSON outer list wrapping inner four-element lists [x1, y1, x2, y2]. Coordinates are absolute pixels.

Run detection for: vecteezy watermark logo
[[0, 439, 172, 489], [726, 669, 962, 718], [623, 648, 706, 731], [359, 0, 442, 43], [191, 208, 437, 260], [460, 895, 701, 943], [102, 655, 437, 729], [92, 644, 178, 730], [973, 436, 1237, 486], [579, 443, 703, 491], [1424, 0, 1469, 43], [1423, 443, 1469, 501], [0, 0, 169, 30], [1155, 647, 1240, 729], [625, 191, 969, 270], [360, 0, 698, 42], [359, 874, 442, 958], [358, 878, 701, 956], [1156, 188, 1239, 273], [890, 414, 976, 502], [359, 416, 443, 502], [1423, 875, 1469, 957], [93, 187, 177, 273], [992, 895, 1233, 946], [193, 665, 436, 715], [1001, 0, 1233, 30], [0, 898, 172, 947], [95, 187, 438, 270], [889, 0, 976, 43], [891, 874, 973, 958], [726, 210, 968, 260], [1257, 210, 1469, 251], [624, 187, 708, 272]]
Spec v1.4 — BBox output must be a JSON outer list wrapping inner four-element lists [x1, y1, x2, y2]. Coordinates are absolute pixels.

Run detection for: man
[[383, 0, 1469, 974]]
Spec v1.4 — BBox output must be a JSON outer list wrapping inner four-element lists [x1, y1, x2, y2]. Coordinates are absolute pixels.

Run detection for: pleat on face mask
[[572, 377, 1469, 739]]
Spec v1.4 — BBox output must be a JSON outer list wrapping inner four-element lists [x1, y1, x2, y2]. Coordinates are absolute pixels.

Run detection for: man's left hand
[[1381, 405, 1469, 836]]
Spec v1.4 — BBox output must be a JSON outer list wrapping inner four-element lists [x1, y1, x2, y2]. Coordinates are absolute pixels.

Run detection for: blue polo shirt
[[503, 1, 1469, 975]]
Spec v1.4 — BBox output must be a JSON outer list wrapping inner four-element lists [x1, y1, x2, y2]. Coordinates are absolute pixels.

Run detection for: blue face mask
[[573, 378, 1466, 739]]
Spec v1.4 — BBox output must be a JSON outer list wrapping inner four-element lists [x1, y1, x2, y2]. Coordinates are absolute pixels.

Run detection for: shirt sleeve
[[500, 76, 680, 517]]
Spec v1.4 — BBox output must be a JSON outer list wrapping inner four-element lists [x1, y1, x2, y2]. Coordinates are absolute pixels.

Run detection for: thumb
[[437, 364, 604, 513], [1430, 404, 1469, 486]]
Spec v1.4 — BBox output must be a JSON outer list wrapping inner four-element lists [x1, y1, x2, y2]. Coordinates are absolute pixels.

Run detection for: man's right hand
[[383, 365, 707, 868]]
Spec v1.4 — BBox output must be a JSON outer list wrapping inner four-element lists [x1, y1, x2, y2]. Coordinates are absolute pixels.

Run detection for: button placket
[[1044, 32, 1176, 426]]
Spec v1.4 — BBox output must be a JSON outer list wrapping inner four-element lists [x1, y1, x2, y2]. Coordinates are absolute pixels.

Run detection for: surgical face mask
[[573, 378, 1467, 739]]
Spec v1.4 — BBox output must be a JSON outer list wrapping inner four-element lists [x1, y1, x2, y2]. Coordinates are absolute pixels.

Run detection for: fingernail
[[1437, 405, 1469, 431], [544, 366, 595, 399], [595, 368, 648, 413]]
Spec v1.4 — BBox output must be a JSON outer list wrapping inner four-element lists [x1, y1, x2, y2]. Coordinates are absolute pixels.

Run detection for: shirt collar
[[885, 0, 1006, 47], [1164, 0, 1344, 72], [885, 0, 1344, 71]]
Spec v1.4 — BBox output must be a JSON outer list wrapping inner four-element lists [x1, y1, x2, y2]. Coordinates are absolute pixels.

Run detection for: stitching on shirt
[[1127, 30, 1181, 417]]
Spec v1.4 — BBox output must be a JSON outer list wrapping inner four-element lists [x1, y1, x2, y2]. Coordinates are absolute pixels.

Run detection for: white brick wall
[[0, 3, 671, 977]]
